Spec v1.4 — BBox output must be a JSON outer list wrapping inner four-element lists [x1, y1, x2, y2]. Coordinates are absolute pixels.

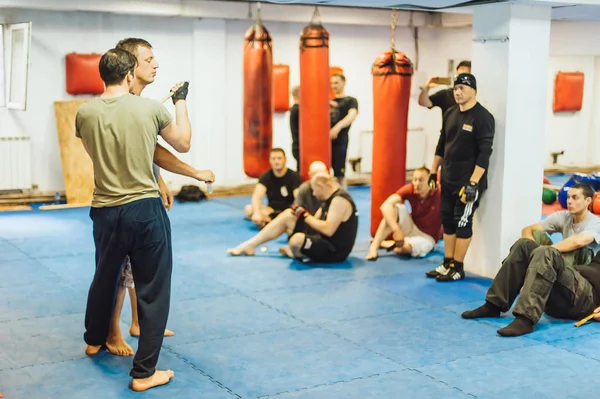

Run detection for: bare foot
[[130, 324, 174, 337], [0, 392, 4, 398], [131, 370, 175, 392], [380, 240, 395, 250], [227, 245, 255, 256], [106, 334, 134, 356], [129, 324, 140, 337], [85, 345, 102, 356], [365, 246, 378, 261], [278, 245, 294, 258]]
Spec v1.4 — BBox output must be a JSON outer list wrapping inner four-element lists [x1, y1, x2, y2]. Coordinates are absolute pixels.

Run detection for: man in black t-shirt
[[426, 73, 495, 283], [289, 85, 300, 173], [244, 148, 302, 228], [229, 172, 358, 263], [418, 60, 471, 116], [330, 73, 359, 189]]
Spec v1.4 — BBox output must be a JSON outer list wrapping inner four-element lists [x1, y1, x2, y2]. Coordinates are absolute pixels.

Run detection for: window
[[0, 25, 5, 108], [4, 22, 31, 111]]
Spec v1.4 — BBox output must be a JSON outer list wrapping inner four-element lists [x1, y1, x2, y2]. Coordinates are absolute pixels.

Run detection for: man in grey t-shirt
[[461, 184, 600, 337]]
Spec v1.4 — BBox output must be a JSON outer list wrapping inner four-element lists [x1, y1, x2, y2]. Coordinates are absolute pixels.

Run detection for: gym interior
[[1, 0, 600, 397]]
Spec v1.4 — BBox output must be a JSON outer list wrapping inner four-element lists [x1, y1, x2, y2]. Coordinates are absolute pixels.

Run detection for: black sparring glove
[[172, 81, 189, 104], [459, 181, 479, 203], [428, 173, 438, 190]]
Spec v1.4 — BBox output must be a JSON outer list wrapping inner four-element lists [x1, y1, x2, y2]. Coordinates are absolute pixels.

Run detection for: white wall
[[0, 10, 196, 191], [1, 8, 600, 192], [544, 56, 597, 166], [591, 56, 600, 165]]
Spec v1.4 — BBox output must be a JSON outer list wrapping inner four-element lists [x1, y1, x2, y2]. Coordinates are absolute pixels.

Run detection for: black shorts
[[331, 136, 348, 178], [289, 218, 338, 263], [440, 184, 483, 229], [268, 210, 283, 220]]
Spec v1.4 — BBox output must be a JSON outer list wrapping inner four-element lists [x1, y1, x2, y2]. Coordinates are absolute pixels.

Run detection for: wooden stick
[[574, 311, 599, 327], [543, 184, 561, 192], [160, 91, 175, 104], [39, 203, 90, 211]]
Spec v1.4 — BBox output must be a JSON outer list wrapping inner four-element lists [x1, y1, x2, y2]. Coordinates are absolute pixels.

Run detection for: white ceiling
[[241, 0, 505, 10], [239, 0, 600, 20]]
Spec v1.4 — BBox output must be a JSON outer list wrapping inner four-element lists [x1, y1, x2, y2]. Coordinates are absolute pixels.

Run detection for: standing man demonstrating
[[77, 48, 190, 391], [418, 60, 471, 116], [103, 38, 214, 357], [426, 73, 495, 282], [329, 73, 358, 189]]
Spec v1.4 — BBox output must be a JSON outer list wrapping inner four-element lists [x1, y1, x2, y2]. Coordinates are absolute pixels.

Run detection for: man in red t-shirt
[[366, 167, 442, 260]]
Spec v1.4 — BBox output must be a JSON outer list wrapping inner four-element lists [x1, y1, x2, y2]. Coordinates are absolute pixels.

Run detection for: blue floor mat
[[1, 185, 599, 398]]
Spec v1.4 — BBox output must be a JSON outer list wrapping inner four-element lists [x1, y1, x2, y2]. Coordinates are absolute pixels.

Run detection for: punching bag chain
[[390, 9, 399, 52], [256, 2, 262, 25], [310, 6, 322, 25]]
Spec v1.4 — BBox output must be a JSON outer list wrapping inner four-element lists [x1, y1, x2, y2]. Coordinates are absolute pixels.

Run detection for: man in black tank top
[[227, 172, 359, 263]]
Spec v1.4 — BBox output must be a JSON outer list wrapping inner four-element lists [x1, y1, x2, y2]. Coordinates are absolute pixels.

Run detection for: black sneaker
[[436, 263, 465, 282], [426, 260, 450, 278]]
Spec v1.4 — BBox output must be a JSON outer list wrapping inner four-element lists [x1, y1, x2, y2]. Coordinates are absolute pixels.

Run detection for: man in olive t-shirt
[[76, 48, 190, 392]]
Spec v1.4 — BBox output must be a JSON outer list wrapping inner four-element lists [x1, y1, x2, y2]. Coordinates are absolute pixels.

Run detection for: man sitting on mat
[[462, 183, 600, 337], [366, 166, 442, 261], [294, 160, 329, 215], [229, 172, 358, 263], [244, 148, 303, 228]]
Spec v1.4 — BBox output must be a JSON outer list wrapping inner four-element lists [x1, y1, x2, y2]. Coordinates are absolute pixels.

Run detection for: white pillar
[[465, 3, 552, 278]]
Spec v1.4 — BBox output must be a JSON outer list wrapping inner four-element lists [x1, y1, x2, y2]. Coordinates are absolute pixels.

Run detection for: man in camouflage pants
[[462, 184, 600, 336]]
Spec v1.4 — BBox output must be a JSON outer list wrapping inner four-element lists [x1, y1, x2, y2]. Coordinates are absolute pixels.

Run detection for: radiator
[[0, 136, 32, 191]]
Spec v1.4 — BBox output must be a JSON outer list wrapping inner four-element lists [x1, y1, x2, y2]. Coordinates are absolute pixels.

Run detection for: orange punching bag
[[370, 44, 413, 236], [299, 8, 331, 181], [243, 17, 273, 178]]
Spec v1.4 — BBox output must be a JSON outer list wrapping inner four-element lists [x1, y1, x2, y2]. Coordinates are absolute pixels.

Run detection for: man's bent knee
[[531, 245, 562, 262], [288, 233, 305, 257], [244, 204, 253, 218]]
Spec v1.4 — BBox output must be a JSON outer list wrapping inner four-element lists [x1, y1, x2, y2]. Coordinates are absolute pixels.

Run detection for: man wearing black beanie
[[426, 73, 496, 282]]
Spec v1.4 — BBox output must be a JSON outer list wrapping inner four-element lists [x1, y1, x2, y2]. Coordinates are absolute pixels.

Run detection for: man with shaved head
[[293, 160, 329, 214], [228, 165, 358, 263]]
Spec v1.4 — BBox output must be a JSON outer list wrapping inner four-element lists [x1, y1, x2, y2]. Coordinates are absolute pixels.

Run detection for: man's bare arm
[[304, 197, 349, 237]]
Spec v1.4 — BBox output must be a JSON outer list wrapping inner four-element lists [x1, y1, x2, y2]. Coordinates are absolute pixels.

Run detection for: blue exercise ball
[[558, 177, 577, 208]]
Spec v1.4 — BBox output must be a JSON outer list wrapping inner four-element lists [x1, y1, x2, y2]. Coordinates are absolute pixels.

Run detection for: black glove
[[459, 181, 479, 203], [172, 81, 189, 104], [293, 205, 308, 220], [428, 173, 438, 190]]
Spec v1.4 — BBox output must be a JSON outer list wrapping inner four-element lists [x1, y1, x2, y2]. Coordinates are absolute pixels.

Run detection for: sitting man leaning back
[[229, 172, 358, 263], [366, 166, 442, 260], [244, 148, 303, 228], [462, 183, 600, 337]]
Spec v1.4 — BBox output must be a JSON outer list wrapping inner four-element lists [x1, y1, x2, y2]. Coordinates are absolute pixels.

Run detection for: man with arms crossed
[[462, 184, 600, 337]]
